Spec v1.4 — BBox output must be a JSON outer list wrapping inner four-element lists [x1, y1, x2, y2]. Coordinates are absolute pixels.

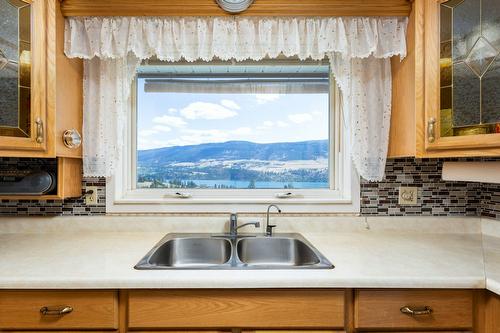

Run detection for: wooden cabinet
[[0, 0, 83, 158], [0, 291, 118, 330], [128, 289, 345, 329], [0, 0, 49, 155], [355, 289, 474, 331], [0, 0, 82, 199], [389, 0, 500, 158], [483, 291, 500, 333], [0, 288, 492, 333]]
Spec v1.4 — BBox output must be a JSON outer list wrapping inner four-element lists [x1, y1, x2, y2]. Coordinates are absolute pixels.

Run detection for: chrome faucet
[[265, 204, 282, 236], [229, 213, 260, 238]]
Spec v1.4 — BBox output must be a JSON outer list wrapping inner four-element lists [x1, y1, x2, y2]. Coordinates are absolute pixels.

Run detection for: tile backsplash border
[[0, 157, 498, 220]]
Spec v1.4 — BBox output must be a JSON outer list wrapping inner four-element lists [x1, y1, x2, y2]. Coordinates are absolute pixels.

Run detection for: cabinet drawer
[[128, 289, 345, 329], [0, 291, 118, 330], [355, 290, 473, 330]]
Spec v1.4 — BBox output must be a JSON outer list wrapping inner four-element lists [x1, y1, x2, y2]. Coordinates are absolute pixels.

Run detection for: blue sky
[[137, 78, 329, 150]]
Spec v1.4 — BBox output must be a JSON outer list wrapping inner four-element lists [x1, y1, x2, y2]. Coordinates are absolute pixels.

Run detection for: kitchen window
[[108, 59, 359, 213]]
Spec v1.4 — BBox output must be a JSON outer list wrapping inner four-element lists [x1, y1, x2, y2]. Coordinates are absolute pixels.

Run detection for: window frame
[[107, 60, 360, 213]]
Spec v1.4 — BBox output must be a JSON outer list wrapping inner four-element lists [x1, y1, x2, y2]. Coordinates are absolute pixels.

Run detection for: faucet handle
[[266, 224, 276, 236]]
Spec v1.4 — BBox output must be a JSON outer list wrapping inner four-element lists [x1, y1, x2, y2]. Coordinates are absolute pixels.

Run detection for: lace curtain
[[65, 16, 407, 181]]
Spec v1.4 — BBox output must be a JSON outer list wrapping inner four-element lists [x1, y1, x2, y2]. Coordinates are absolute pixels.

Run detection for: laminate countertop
[[0, 216, 497, 294]]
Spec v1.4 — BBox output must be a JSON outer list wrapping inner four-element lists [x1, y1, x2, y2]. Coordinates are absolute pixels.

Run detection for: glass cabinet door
[[0, 0, 31, 138], [0, 0, 47, 153], [425, 0, 500, 151]]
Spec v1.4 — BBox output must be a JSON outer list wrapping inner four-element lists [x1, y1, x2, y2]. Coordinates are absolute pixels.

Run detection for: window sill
[[107, 186, 360, 214]]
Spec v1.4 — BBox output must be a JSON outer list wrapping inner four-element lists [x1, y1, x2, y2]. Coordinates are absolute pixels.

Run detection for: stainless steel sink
[[135, 233, 333, 270], [135, 235, 233, 269], [237, 237, 322, 267]]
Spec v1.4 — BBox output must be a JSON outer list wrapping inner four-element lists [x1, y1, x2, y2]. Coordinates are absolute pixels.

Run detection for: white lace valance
[[65, 16, 408, 182], [65, 16, 407, 61]]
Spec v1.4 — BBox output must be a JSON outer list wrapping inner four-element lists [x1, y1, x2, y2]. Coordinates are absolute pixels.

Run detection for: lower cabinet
[[0, 291, 118, 330], [355, 289, 473, 331], [0, 288, 492, 333], [484, 291, 500, 333], [128, 289, 345, 329]]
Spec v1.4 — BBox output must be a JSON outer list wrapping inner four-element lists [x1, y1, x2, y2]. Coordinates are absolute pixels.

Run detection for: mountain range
[[137, 140, 329, 164]]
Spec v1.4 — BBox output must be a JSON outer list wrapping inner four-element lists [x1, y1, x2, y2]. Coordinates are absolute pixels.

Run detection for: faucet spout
[[266, 204, 282, 236], [229, 213, 260, 238]]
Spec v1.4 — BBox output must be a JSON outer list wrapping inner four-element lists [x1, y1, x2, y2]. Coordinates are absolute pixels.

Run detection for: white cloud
[[220, 99, 241, 110], [168, 108, 178, 114], [231, 127, 252, 135], [288, 113, 313, 124], [255, 94, 280, 104], [152, 125, 172, 133], [152, 115, 187, 128], [138, 129, 158, 137], [257, 121, 274, 130], [180, 102, 238, 120]]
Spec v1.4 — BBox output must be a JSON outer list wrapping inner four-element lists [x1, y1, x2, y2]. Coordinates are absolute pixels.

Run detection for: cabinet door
[[0, 290, 118, 330], [128, 289, 345, 329], [424, 0, 500, 154], [0, 0, 52, 156], [484, 291, 500, 333], [355, 289, 473, 330]]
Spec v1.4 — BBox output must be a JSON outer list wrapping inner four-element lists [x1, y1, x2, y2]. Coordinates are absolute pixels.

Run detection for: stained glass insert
[[0, 0, 31, 137], [440, 0, 500, 137]]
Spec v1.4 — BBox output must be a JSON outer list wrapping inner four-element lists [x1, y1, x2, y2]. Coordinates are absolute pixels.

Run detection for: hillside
[[137, 140, 329, 164]]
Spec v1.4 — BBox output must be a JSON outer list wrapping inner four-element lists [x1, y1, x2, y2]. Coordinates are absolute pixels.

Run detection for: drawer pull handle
[[40, 306, 73, 316], [400, 305, 433, 316]]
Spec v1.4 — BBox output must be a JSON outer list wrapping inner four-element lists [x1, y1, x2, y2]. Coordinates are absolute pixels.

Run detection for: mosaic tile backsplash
[[0, 157, 498, 219], [360, 158, 482, 216], [481, 183, 500, 220]]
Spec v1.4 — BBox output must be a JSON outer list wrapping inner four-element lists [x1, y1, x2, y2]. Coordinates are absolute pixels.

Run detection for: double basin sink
[[135, 233, 333, 270]]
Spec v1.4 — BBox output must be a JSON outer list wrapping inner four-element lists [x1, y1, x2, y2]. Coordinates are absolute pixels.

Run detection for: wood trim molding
[[60, 0, 412, 17]]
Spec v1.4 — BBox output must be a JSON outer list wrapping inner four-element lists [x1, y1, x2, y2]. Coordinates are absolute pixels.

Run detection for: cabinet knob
[[427, 117, 436, 143], [63, 129, 82, 149], [40, 306, 73, 316], [35, 117, 44, 144], [400, 305, 433, 316]]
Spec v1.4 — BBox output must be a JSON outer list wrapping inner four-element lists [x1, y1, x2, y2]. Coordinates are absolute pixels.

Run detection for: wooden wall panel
[[54, 0, 83, 158], [388, 2, 417, 158], [60, 0, 412, 17], [57, 157, 82, 198]]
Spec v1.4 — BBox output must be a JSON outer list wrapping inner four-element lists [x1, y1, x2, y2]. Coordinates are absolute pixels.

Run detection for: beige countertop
[[0, 216, 497, 293]]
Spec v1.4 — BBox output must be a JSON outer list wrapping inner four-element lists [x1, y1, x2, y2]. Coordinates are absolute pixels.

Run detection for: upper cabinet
[[0, 0, 83, 158], [424, 0, 500, 153], [389, 0, 500, 158], [0, 0, 49, 155]]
